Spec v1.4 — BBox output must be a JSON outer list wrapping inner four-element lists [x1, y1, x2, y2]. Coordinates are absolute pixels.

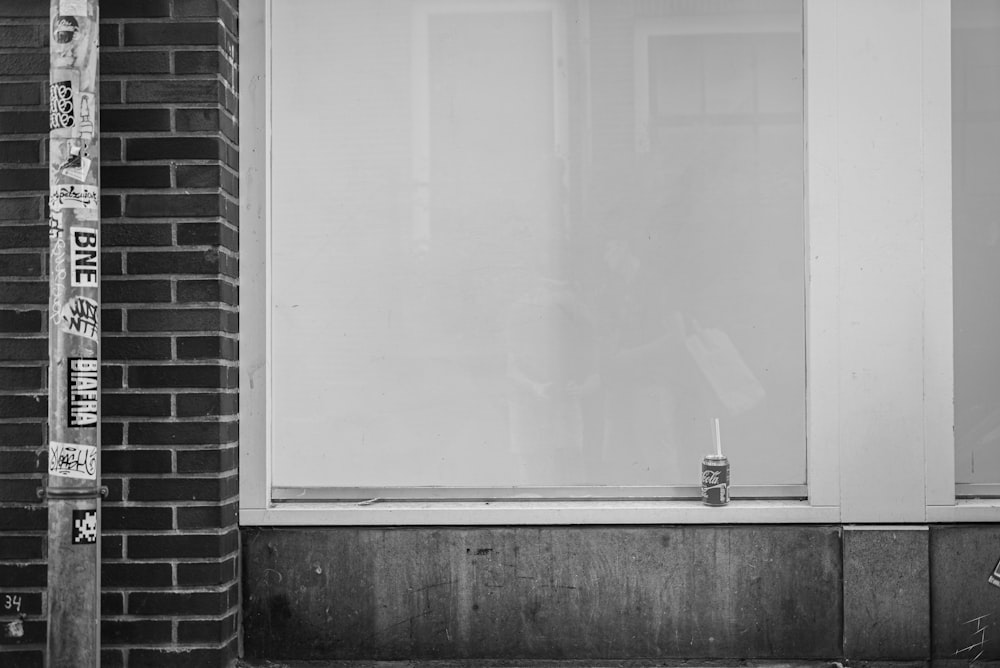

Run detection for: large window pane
[[270, 0, 805, 493], [953, 0, 1000, 491]]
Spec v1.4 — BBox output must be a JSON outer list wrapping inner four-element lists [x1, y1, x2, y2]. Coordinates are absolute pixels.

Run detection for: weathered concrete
[[930, 524, 1000, 661], [842, 528, 930, 659], [242, 526, 842, 660]]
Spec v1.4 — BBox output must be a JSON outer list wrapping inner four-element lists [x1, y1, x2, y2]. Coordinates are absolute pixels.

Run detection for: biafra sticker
[[67, 357, 98, 428]]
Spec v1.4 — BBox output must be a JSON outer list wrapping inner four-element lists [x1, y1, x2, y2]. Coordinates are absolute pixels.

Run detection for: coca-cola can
[[701, 454, 730, 506]]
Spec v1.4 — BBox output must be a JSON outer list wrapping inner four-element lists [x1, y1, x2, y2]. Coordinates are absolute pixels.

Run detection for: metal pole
[[46, 0, 101, 665]]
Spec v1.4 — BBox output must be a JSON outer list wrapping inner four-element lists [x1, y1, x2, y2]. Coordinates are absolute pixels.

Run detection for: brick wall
[[0, 1, 240, 666]]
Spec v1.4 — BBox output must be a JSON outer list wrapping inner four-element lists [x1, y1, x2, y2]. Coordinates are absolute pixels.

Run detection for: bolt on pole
[[46, 0, 101, 666]]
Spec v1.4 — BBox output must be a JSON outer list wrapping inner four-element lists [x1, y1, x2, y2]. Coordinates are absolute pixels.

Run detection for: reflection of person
[[597, 238, 696, 484], [505, 273, 598, 485]]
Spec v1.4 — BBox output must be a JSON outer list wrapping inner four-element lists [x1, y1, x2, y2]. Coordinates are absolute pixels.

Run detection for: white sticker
[[49, 441, 97, 480], [59, 295, 99, 340], [76, 93, 94, 141], [51, 184, 97, 209], [59, 0, 88, 16], [69, 227, 98, 288], [57, 141, 92, 182]]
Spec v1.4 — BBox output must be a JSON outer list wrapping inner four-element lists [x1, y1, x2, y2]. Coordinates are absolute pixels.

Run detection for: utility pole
[[45, 0, 101, 665]]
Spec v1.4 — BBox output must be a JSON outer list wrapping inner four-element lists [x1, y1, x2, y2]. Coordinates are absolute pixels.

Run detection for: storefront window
[[268, 0, 805, 497], [953, 0, 1000, 494]]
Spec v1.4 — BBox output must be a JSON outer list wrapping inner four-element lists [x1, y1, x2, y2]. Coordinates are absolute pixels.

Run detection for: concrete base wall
[[241, 524, 1000, 661]]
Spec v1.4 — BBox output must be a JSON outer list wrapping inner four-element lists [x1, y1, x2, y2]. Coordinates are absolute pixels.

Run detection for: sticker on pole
[[49, 441, 97, 480], [50, 77, 75, 130], [71, 510, 97, 545], [51, 184, 97, 210], [67, 358, 98, 428], [69, 227, 98, 288], [59, 0, 88, 17], [59, 296, 99, 340]]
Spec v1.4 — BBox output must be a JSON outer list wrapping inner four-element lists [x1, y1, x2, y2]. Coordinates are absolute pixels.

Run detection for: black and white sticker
[[67, 357, 98, 428], [69, 227, 98, 288], [71, 509, 97, 545], [59, 295, 99, 340]]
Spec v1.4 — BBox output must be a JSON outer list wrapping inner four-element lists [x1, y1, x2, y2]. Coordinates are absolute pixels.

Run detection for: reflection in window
[[954, 0, 1000, 490], [269, 0, 805, 491]]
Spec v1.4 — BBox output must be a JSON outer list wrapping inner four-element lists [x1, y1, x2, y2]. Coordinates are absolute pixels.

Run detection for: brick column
[[0, 1, 240, 666]]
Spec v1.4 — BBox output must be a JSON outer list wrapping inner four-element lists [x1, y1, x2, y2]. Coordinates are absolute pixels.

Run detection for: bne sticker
[[49, 441, 97, 480], [71, 509, 97, 545], [59, 296, 98, 340], [69, 227, 98, 287], [67, 358, 98, 428]]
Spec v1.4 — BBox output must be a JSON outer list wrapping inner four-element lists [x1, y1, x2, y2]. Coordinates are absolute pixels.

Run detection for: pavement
[[235, 661, 840, 668]]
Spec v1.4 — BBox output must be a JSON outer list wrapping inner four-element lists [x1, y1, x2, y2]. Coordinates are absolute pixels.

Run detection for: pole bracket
[[37, 486, 109, 500]]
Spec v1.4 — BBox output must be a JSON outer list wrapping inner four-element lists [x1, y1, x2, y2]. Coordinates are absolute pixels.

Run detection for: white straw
[[714, 418, 722, 457]]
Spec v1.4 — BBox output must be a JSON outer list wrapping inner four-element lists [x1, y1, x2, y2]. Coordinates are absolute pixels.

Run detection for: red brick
[[128, 529, 238, 558], [0, 53, 46, 76], [125, 79, 224, 104], [102, 562, 173, 587], [102, 279, 173, 304], [100, 51, 172, 75], [129, 420, 236, 445], [0, 309, 41, 333], [100, 506, 174, 532], [176, 392, 237, 418], [0, 365, 41, 388], [125, 193, 220, 218], [177, 558, 237, 588], [0, 140, 40, 164], [101, 619, 173, 645], [124, 22, 221, 46], [102, 393, 173, 419], [102, 336, 172, 361], [177, 502, 237, 530], [101, 0, 171, 17], [0, 535, 42, 559], [0, 25, 43, 49], [102, 109, 172, 134], [126, 137, 222, 161]]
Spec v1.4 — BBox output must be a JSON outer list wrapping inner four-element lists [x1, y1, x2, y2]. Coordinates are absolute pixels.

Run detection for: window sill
[[926, 500, 1000, 522], [240, 499, 840, 525]]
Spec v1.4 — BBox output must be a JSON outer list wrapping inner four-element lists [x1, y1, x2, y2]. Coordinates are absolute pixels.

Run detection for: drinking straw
[[714, 418, 722, 457]]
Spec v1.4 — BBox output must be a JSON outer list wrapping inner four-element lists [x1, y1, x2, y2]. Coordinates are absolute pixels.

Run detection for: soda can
[[701, 454, 730, 506]]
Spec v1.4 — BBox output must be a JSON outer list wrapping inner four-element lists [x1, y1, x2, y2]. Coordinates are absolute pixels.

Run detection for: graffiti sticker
[[76, 93, 94, 141], [49, 441, 97, 480], [53, 15, 79, 44], [51, 184, 97, 209], [49, 77, 75, 130], [990, 556, 1000, 588], [71, 509, 97, 545], [48, 205, 64, 239], [69, 227, 98, 288], [57, 142, 92, 182], [67, 357, 98, 428], [59, 295, 99, 340]]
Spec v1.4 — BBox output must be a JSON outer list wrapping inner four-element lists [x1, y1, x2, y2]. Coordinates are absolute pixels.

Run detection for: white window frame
[[239, 0, 998, 526]]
